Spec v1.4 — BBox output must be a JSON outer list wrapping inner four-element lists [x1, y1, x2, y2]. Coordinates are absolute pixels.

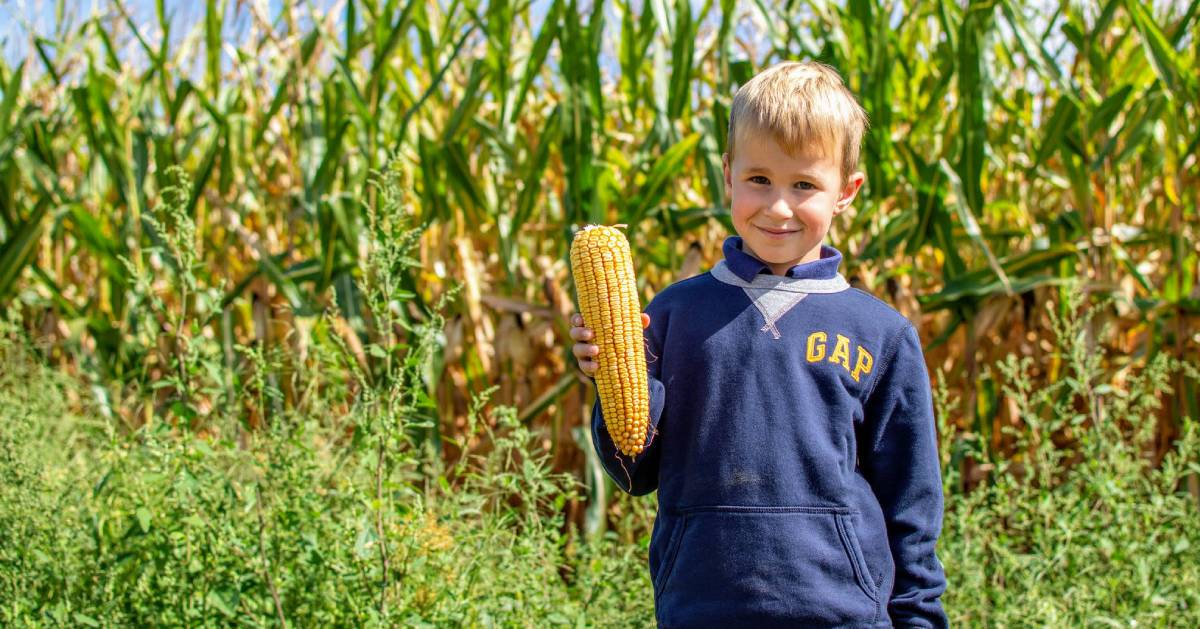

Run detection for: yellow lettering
[[851, 346, 874, 382], [806, 331, 827, 362], [829, 334, 851, 370]]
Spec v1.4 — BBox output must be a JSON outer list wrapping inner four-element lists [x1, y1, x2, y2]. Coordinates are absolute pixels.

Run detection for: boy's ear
[[722, 153, 732, 197], [834, 171, 865, 215]]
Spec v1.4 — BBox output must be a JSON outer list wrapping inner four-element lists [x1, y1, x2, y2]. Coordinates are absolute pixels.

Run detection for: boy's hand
[[570, 312, 651, 378]]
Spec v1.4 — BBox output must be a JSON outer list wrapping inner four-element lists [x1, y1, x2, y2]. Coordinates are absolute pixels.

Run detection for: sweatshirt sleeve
[[858, 323, 949, 628], [588, 300, 668, 496]]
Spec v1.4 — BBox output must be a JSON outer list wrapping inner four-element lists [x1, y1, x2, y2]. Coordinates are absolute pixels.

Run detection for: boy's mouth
[[757, 226, 796, 235]]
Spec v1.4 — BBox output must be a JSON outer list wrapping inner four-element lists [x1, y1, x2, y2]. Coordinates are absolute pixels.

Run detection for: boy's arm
[[589, 374, 665, 495], [588, 303, 667, 496], [858, 324, 949, 628]]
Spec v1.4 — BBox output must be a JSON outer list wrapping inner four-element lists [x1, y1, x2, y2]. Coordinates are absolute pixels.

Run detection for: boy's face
[[723, 129, 864, 275]]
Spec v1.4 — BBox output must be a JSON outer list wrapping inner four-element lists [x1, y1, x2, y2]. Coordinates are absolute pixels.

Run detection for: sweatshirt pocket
[[651, 513, 687, 599], [656, 506, 880, 626]]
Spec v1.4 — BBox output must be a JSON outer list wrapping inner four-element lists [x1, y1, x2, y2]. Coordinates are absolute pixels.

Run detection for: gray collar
[[710, 260, 849, 294]]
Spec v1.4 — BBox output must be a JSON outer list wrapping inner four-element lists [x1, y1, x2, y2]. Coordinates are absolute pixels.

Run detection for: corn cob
[[570, 224, 649, 456]]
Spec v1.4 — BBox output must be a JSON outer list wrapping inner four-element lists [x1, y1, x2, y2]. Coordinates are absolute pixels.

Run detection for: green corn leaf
[[649, 0, 675, 40], [1123, 0, 1195, 100], [935, 0, 960, 52], [697, 114, 726, 210], [70, 87, 128, 207], [167, 79, 195, 126], [955, 2, 993, 225], [939, 163, 999, 283], [25, 263, 80, 320], [395, 24, 477, 150], [0, 59, 23, 138], [893, 142, 942, 257], [125, 1, 158, 64], [512, 0, 561, 126], [0, 200, 51, 304], [1086, 84, 1132, 137], [1169, 0, 1199, 45], [584, 0, 606, 125], [308, 119, 351, 209], [186, 128, 223, 221], [716, 0, 736, 95], [749, 0, 782, 54], [443, 59, 487, 140], [513, 106, 561, 232], [518, 372, 577, 425], [251, 29, 319, 149], [335, 55, 372, 126], [345, 0, 359, 56], [68, 205, 122, 271], [32, 38, 61, 85], [443, 140, 488, 221], [999, 1, 1080, 106], [1092, 0, 1123, 37], [626, 132, 701, 228], [667, 0, 695, 120], [205, 0, 222, 97], [90, 16, 122, 70], [1110, 87, 1166, 167], [257, 246, 309, 314], [1032, 95, 1078, 170], [1111, 242, 1153, 294], [369, 0, 420, 107], [317, 198, 360, 292], [919, 245, 1079, 310]]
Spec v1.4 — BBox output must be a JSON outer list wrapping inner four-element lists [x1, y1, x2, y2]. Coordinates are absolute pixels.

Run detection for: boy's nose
[[765, 196, 792, 217]]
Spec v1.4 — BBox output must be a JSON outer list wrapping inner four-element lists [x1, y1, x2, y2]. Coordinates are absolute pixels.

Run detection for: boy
[[569, 61, 948, 627]]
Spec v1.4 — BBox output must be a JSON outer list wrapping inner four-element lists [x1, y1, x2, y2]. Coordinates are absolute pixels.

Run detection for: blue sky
[[1, 0, 763, 116], [4, 0, 1187, 112], [3, 0, 349, 67], [2, 0, 710, 70]]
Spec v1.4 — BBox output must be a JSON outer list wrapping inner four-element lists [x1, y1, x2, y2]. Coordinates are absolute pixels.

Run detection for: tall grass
[[0, 320, 655, 626]]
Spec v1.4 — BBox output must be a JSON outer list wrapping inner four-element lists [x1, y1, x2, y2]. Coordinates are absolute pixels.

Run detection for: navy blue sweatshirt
[[589, 236, 948, 628]]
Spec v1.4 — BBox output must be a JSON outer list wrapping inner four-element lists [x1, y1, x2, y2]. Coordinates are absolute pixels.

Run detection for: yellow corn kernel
[[570, 224, 649, 456]]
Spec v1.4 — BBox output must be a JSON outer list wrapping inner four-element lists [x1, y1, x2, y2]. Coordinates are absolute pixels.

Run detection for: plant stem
[[376, 436, 390, 617], [255, 484, 287, 628]]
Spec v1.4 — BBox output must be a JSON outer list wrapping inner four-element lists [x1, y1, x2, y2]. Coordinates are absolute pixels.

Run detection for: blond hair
[[727, 61, 868, 182]]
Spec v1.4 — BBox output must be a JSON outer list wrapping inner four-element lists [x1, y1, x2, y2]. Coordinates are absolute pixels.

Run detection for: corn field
[[1, 0, 1198, 537]]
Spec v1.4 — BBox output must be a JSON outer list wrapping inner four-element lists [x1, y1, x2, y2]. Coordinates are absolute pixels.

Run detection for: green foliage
[[0, 350, 651, 626], [4, 281, 1198, 626], [0, 189, 654, 626], [937, 287, 1200, 626]]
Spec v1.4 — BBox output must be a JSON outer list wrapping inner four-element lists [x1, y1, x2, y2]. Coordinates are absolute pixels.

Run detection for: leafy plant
[[938, 287, 1200, 626]]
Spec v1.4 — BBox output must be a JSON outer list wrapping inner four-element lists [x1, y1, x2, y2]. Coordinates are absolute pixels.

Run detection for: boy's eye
[[749, 176, 769, 185], [796, 181, 815, 190]]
